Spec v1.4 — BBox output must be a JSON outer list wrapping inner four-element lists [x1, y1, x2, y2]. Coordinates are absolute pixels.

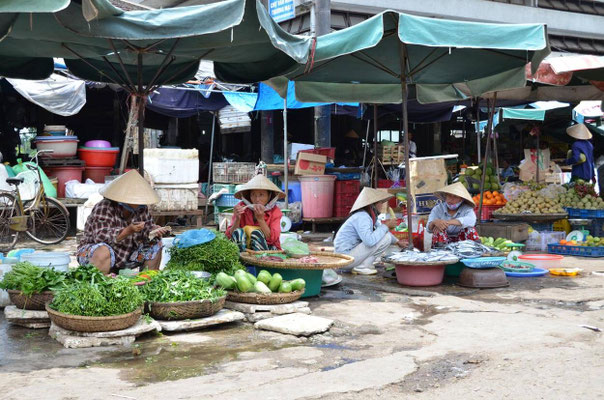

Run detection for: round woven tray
[[226, 290, 304, 305], [8, 290, 54, 310], [45, 305, 142, 333], [491, 212, 567, 222], [240, 251, 354, 270], [146, 296, 226, 320]]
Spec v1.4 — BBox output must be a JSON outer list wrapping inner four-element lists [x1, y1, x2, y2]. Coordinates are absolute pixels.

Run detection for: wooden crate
[[476, 222, 529, 242], [378, 144, 405, 163]]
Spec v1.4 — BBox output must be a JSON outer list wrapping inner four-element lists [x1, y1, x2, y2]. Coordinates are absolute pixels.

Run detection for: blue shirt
[[334, 210, 393, 254], [427, 202, 476, 237], [565, 140, 595, 181]]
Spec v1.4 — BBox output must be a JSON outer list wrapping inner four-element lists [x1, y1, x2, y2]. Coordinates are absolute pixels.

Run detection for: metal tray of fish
[[384, 249, 459, 266], [440, 240, 495, 259]]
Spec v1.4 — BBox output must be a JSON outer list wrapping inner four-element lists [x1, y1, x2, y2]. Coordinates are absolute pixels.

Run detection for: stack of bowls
[[80, 140, 118, 183]]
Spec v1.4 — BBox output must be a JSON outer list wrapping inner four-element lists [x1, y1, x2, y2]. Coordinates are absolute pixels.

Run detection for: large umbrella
[[0, 0, 312, 174], [258, 11, 549, 248]]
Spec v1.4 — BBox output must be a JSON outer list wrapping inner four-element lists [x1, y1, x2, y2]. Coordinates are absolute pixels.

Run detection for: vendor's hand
[[233, 204, 246, 217], [252, 204, 266, 218], [128, 222, 145, 235], [382, 218, 398, 229], [153, 226, 171, 238], [396, 238, 409, 248], [432, 219, 448, 233]]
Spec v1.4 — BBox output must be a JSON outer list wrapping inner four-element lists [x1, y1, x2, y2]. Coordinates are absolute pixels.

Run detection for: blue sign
[[269, 0, 295, 23]]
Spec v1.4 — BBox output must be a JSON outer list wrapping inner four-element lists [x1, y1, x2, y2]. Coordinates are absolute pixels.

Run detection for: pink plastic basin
[[395, 263, 446, 286], [85, 140, 111, 148], [518, 254, 564, 270], [299, 175, 336, 218]]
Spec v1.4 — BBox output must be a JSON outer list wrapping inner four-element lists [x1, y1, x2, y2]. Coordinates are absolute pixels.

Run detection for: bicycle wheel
[[0, 192, 21, 252], [25, 197, 70, 245]]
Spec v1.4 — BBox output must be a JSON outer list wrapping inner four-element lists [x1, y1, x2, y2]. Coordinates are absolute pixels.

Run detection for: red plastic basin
[[83, 166, 113, 183], [395, 263, 446, 286], [43, 166, 84, 198], [78, 148, 119, 167]]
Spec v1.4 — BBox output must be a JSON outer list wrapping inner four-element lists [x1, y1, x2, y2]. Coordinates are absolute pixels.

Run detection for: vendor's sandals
[[352, 267, 378, 275]]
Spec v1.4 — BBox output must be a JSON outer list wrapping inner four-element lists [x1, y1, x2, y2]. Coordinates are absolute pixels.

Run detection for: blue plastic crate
[[215, 193, 239, 207], [567, 208, 604, 219], [547, 243, 604, 258], [460, 257, 506, 269]]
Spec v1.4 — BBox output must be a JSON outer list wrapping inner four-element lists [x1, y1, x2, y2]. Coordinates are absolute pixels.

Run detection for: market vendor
[[428, 182, 479, 246], [564, 123, 595, 182], [226, 174, 284, 251], [77, 170, 170, 274], [333, 188, 406, 275]]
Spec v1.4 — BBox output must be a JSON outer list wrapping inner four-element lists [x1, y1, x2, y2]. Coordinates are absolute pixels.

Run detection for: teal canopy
[[264, 11, 550, 104], [502, 108, 546, 121]]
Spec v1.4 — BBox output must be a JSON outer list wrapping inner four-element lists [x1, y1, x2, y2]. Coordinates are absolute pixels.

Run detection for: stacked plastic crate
[[333, 180, 361, 217]]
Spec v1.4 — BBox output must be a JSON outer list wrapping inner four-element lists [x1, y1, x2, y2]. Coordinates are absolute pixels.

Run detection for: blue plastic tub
[[283, 181, 302, 203]]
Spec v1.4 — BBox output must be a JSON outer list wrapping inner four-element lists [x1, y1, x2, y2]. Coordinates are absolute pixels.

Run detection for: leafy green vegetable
[[166, 233, 243, 275], [138, 270, 225, 303], [0, 262, 66, 295], [64, 264, 105, 285], [49, 277, 143, 317]]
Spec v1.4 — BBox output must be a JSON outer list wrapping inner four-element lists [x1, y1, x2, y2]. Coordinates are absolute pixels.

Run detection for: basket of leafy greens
[[46, 276, 144, 332], [166, 232, 243, 276], [0, 262, 66, 310], [139, 270, 226, 320]]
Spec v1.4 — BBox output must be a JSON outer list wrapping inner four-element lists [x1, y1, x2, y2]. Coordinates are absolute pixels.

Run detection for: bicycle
[[0, 150, 70, 251]]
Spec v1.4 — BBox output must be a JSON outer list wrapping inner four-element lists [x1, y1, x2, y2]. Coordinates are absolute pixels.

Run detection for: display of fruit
[[493, 190, 565, 214], [215, 270, 305, 294], [459, 163, 500, 192], [557, 183, 604, 210], [480, 236, 516, 251], [559, 236, 604, 247], [472, 190, 507, 207]]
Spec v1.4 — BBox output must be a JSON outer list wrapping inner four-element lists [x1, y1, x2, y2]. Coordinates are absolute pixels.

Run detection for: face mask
[[119, 202, 146, 213], [446, 201, 463, 211]]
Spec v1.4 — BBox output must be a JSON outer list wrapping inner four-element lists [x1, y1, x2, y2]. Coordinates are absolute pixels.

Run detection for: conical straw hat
[[349, 187, 394, 214], [100, 170, 159, 205], [234, 174, 285, 200], [566, 123, 592, 140], [434, 182, 474, 207]]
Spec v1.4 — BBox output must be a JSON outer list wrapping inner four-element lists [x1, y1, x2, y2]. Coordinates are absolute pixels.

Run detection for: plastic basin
[[83, 166, 114, 183], [395, 263, 446, 286], [34, 138, 79, 158], [299, 175, 336, 218], [78, 147, 119, 167], [85, 140, 111, 148], [20, 251, 70, 272], [518, 254, 564, 270], [445, 261, 465, 277], [43, 166, 84, 198], [263, 267, 323, 297]]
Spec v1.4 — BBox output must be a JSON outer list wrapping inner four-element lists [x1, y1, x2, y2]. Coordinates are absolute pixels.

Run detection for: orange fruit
[[493, 191, 500, 196], [559, 239, 567, 245]]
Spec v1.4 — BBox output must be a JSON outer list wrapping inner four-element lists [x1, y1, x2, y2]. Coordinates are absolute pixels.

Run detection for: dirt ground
[[1, 236, 604, 399]]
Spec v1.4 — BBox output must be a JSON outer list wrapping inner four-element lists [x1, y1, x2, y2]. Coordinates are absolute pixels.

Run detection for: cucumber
[[246, 272, 257, 285], [257, 270, 272, 285], [254, 281, 272, 294], [290, 278, 306, 291], [215, 272, 236, 290], [268, 273, 282, 292], [235, 274, 253, 293], [278, 281, 292, 293]]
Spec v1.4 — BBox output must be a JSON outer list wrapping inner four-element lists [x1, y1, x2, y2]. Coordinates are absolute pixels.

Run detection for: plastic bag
[[281, 238, 310, 256], [173, 228, 216, 249]]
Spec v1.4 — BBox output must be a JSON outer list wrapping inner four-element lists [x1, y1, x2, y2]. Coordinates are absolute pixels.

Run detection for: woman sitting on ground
[[333, 188, 406, 275], [226, 174, 284, 251], [427, 182, 479, 246]]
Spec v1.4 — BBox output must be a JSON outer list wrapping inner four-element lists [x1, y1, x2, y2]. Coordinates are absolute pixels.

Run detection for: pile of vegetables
[[138, 270, 225, 303], [0, 262, 66, 295], [493, 190, 565, 215], [459, 164, 501, 191], [557, 182, 604, 210], [216, 269, 305, 294], [480, 237, 517, 252], [167, 233, 243, 275]]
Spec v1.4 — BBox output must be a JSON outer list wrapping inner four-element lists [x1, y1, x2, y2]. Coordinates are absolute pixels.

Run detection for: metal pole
[[373, 105, 378, 188], [137, 53, 145, 176], [478, 94, 497, 220], [474, 98, 481, 163], [536, 131, 540, 183], [313, 0, 331, 148], [398, 42, 413, 250], [283, 99, 289, 208], [204, 113, 216, 224], [362, 119, 370, 168]]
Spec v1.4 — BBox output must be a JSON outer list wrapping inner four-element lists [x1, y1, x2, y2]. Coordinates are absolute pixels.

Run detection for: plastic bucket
[[20, 251, 70, 272], [299, 175, 336, 218], [395, 263, 446, 286], [160, 237, 174, 270], [77, 147, 119, 167], [83, 166, 113, 183], [43, 166, 84, 198], [263, 267, 323, 297], [518, 254, 563, 270], [445, 261, 465, 277]]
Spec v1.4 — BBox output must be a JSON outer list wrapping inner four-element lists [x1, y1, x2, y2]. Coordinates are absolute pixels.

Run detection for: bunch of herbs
[[139, 270, 225, 303], [0, 262, 66, 296], [167, 233, 242, 275]]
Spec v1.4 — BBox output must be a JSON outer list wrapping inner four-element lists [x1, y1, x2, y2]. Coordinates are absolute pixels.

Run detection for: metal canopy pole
[[137, 53, 145, 176], [204, 113, 216, 224], [398, 42, 413, 250], [283, 99, 289, 208], [478, 94, 497, 220], [373, 105, 378, 188]]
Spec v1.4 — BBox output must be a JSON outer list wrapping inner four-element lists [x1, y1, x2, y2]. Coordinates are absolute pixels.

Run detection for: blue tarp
[[147, 87, 228, 118]]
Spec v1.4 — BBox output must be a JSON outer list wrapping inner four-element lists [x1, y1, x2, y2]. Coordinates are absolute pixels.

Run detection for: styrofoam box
[[153, 183, 199, 211], [526, 231, 566, 252], [144, 148, 199, 184]]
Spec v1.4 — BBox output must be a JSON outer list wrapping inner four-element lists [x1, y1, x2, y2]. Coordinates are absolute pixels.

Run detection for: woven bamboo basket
[[45, 305, 142, 332], [8, 290, 54, 310], [146, 296, 226, 320], [226, 289, 304, 305], [240, 251, 354, 270]]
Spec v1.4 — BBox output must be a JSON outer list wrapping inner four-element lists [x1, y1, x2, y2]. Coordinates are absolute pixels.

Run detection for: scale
[[566, 219, 591, 242], [280, 209, 292, 233], [506, 243, 525, 261]]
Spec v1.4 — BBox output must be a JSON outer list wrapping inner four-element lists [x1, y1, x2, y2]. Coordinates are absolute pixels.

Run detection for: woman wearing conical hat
[[77, 170, 170, 274], [333, 188, 405, 275], [226, 174, 285, 251], [427, 182, 479, 246], [564, 123, 595, 182]]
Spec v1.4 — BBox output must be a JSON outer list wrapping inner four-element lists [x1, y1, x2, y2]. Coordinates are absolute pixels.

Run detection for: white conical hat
[[100, 170, 159, 205], [566, 123, 592, 140], [349, 187, 394, 214], [434, 182, 474, 207], [234, 174, 285, 200]]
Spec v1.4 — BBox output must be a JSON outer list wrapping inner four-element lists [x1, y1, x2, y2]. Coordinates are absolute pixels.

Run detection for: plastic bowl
[[85, 140, 111, 148], [518, 254, 564, 270], [20, 251, 70, 272], [395, 263, 446, 286], [34, 138, 79, 158], [78, 147, 119, 167]]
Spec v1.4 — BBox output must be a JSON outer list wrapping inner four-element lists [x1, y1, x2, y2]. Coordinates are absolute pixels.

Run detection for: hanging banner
[[269, 0, 295, 23]]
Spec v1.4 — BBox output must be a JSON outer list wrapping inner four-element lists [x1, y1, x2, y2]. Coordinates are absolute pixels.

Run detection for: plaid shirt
[[78, 199, 154, 269]]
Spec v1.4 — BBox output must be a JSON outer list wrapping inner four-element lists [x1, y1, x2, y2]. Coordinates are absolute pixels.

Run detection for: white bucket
[[160, 237, 175, 270], [20, 251, 70, 272]]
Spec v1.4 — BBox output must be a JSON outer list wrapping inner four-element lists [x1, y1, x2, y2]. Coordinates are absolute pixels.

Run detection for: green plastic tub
[[263, 267, 323, 298], [445, 261, 465, 277]]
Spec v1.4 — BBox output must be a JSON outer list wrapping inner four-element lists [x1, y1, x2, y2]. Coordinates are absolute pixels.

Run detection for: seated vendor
[[333, 188, 406, 275], [226, 174, 284, 251], [428, 182, 479, 246], [77, 170, 170, 274]]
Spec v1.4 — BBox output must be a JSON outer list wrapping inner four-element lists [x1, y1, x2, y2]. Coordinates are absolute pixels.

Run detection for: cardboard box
[[409, 158, 448, 196], [294, 152, 327, 176], [378, 190, 441, 214], [476, 222, 529, 242], [289, 143, 314, 160]]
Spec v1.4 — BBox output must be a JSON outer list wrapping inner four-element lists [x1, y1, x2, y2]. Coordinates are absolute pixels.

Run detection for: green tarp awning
[[502, 108, 546, 121]]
